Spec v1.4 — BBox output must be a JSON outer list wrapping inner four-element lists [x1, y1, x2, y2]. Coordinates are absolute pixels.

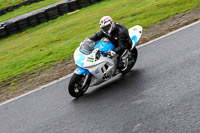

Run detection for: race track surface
[[0, 22, 200, 133]]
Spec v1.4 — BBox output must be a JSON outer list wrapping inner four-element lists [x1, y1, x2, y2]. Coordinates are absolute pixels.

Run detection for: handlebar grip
[[99, 51, 108, 56]]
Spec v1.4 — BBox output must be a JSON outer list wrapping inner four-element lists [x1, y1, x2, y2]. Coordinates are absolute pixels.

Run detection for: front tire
[[68, 74, 90, 98]]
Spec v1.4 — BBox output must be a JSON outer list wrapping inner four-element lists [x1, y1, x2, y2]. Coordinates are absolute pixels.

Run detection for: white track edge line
[[1, 20, 199, 106], [0, 73, 73, 106], [137, 21, 200, 48]]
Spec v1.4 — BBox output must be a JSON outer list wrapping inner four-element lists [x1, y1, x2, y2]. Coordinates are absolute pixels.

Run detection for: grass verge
[[0, 0, 25, 9], [0, 0, 200, 84], [0, 0, 60, 22]]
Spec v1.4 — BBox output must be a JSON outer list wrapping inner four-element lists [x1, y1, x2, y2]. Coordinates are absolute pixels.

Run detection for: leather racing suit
[[90, 22, 132, 68]]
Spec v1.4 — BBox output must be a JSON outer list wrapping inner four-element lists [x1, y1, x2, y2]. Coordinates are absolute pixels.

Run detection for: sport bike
[[68, 25, 142, 97]]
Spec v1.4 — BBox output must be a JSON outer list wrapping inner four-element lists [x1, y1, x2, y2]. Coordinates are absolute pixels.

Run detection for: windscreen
[[79, 38, 95, 55]]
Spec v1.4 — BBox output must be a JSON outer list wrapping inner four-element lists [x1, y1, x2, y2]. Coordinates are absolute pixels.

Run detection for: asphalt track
[[0, 21, 200, 133]]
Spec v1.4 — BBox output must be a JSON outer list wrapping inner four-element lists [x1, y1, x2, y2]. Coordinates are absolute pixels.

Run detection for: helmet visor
[[101, 24, 111, 34]]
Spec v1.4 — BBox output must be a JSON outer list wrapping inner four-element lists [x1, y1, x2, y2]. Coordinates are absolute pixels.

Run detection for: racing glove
[[108, 50, 116, 57]]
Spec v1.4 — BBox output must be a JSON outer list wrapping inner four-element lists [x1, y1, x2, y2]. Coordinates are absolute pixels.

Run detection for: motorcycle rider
[[90, 16, 132, 68]]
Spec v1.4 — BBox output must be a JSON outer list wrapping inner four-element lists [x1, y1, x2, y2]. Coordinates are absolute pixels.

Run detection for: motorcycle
[[68, 25, 142, 98]]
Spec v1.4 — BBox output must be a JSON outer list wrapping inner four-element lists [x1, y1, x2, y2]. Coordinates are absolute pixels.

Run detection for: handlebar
[[98, 50, 110, 57], [95, 50, 114, 61]]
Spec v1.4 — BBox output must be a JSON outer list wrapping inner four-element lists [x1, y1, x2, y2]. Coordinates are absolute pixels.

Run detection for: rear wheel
[[68, 74, 91, 98], [121, 47, 138, 74]]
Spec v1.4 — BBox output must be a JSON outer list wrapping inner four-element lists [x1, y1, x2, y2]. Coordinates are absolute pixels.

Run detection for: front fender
[[74, 67, 91, 75]]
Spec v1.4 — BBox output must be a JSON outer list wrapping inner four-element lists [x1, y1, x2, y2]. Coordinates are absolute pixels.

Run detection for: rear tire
[[121, 47, 138, 74], [68, 74, 90, 98]]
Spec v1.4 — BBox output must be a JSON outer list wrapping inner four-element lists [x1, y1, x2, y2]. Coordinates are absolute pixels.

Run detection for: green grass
[[0, 0, 200, 83], [0, 0, 26, 9], [0, 0, 60, 22], [10, 87, 18, 91]]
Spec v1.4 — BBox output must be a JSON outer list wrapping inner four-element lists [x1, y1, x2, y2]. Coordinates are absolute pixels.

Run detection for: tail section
[[128, 25, 143, 49]]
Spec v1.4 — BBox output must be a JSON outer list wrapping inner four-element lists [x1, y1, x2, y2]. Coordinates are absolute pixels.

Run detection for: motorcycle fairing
[[74, 67, 91, 75], [128, 25, 143, 49], [87, 56, 116, 86], [74, 39, 116, 86], [94, 40, 115, 53], [74, 39, 115, 68]]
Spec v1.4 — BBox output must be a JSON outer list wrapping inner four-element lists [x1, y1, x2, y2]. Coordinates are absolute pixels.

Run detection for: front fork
[[74, 67, 91, 88], [82, 74, 89, 88]]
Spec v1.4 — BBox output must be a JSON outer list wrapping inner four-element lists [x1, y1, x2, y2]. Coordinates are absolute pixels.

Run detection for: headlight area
[[87, 57, 95, 62], [95, 51, 100, 61]]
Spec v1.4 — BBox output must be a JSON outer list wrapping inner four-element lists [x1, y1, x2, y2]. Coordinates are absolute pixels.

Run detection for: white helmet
[[99, 16, 115, 35]]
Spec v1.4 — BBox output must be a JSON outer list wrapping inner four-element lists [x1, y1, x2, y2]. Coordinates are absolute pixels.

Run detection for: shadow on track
[[71, 69, 148, 104]]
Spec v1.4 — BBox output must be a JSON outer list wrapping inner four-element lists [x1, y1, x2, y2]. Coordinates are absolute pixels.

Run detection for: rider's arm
[[114, 31, 129, 53], [90, 31, 106, 41]]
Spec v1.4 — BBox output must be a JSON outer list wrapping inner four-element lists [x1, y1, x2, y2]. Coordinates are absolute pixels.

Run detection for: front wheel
[[68, 74, 91, 98], [121, 47, 138, 74]]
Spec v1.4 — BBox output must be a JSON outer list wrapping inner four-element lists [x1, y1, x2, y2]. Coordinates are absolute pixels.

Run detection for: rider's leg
[[117, 50, 125, 69]]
